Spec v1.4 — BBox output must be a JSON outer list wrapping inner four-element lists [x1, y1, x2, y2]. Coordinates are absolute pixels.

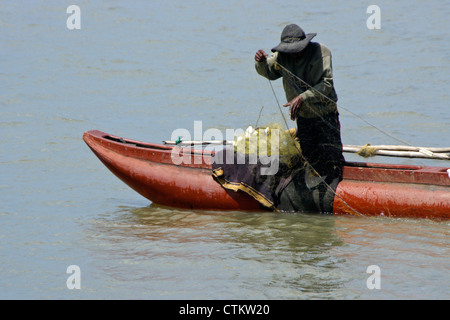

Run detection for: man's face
[[289, 51, 304, 59]]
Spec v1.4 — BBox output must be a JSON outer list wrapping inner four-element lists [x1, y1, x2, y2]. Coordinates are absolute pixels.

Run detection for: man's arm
[[254, 50, 282, 81]]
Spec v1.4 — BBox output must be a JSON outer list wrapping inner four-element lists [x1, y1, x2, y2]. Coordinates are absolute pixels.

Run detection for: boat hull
[[83, 130, 450, 220], [83, 130, 262, 211]]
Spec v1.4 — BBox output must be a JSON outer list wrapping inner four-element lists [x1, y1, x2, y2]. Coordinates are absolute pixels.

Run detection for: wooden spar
[[343, 146, 450, 160], [163, 140, 450, 160], [344, 145, 450, 153]]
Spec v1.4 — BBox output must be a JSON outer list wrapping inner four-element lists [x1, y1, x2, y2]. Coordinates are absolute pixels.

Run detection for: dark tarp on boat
[[211, 146, 341, 213]]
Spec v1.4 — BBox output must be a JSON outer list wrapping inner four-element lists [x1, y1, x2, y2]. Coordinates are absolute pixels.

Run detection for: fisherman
[[254, 24, 345, 213]]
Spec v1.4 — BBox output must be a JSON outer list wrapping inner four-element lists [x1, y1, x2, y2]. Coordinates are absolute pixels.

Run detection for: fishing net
[[233, 123, 302, 167]]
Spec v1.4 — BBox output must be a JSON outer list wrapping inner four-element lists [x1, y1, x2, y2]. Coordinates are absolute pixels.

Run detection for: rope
[[274, 61, 413, 146], [255, 106, 264, 127]]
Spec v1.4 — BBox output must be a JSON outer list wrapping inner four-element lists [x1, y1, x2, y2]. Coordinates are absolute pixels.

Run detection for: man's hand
[[284, 95, 303, 121], [255, 49, 268, 62]]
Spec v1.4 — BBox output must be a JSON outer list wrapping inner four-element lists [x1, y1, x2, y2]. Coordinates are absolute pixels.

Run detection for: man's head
[[271, 24, 316, 54]]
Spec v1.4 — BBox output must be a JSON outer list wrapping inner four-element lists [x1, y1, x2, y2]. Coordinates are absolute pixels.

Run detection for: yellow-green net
[[233, 123, 302, 165]]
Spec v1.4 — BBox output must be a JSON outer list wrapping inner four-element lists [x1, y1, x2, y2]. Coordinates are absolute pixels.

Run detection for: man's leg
[[296, 112, 345, 213]]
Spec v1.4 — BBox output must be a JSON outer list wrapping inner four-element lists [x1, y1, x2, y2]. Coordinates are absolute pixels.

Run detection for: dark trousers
[[296, 111, 345, 180]]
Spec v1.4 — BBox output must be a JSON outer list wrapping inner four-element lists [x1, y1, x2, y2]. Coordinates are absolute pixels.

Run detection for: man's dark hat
[[271, 24, 317, 53]]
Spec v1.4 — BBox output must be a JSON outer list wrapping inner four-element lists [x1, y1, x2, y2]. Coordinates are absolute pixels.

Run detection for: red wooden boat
[[83, 130, 450, 220]]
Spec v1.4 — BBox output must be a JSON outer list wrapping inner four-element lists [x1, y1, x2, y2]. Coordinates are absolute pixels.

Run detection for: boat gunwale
[[83, 130, 214, 169]]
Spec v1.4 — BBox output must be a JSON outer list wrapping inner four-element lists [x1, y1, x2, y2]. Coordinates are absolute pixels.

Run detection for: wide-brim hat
[[271, 24, 317, 53]]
